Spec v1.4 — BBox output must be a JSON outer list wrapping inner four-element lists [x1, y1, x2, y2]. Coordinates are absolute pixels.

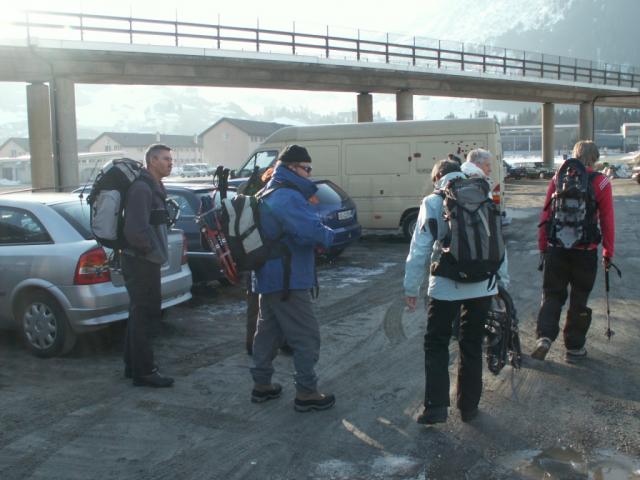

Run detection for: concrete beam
[[26, 82, 56, 191], [396, 90, 413, 120], [357, 93, 373, 123], [542, 103, 555, 168], [51, 78, 79, 191], [579, 102, 594, 141], [2, 45, 640, 108]]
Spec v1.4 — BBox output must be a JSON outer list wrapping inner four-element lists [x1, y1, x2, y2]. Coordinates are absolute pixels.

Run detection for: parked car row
[[0, 177, 362, 358], [166, 179, 362, 284], [505, 162, 555, 180]]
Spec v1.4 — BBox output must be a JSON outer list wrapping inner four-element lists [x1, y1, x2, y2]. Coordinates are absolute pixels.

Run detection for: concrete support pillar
[[357, 92, 373, 123], [51, 77, 79, 190], [26, 82, 56, 191], [542, 102, 555, 169], [579, 102, 594, 141], [396, 90, 413, 120]]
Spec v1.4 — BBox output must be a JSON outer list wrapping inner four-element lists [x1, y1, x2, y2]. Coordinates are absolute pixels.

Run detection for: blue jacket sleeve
[[273, 191, 335, 247], [404, 197, 434, 297]]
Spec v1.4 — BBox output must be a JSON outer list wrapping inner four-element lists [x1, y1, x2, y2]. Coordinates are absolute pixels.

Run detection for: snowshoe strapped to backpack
[[197, 167, 296, 285], [543, 158, 601, 249], [86, 158, 144, 250], [484, 286, 522, 375], [430, 176, 505, 283]]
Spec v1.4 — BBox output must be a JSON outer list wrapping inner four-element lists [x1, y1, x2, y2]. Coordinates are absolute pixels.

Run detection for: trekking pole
[[604, 260, 622, 341]]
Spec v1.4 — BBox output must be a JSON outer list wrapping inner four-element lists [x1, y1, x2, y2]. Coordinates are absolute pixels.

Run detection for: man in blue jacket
[[250, 145, 337, 412]]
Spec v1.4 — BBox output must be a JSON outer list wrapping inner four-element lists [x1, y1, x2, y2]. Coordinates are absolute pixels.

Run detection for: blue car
[[166, 179, 361, 283], [311, 180, 361, 258]]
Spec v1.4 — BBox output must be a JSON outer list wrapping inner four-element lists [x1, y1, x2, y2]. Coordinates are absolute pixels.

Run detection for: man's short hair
[[431, 159, 461, 184], [572, 140, 600, 167], [145, 143, 172, 166], [466, 148, 493, 167]]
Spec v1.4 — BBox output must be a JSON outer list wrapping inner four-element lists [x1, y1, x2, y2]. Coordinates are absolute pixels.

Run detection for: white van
[[234, 119, 504, 238]]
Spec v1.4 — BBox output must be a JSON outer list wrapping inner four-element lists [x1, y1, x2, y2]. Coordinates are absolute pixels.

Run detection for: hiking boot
[[294, 392, 336, 412], [531, 337, 552, 361], [460, 407, 479, 423], [565, 347, 587, 364], [416, 406, 448, 425], [251, 383, 282, 403], [132, 371, 174, 388], [125, 364, 158, 379]]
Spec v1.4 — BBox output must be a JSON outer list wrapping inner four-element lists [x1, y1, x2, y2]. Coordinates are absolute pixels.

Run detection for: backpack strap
[[255, 180, 305, 301]]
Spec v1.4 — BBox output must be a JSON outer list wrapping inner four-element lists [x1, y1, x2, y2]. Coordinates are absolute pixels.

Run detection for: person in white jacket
[[404, 155, 509, 425]]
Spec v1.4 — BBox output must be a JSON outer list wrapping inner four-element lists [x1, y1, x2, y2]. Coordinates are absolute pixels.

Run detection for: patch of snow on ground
[[313, 456, 424, 480], [319, 262, 398, 288]]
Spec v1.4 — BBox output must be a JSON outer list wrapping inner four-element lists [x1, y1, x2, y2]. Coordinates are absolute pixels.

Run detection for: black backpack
[[430, 176, 505, 284], [86, 158, 144, 250], [485, 286, 522, 375], [543, 158, 601, 248]]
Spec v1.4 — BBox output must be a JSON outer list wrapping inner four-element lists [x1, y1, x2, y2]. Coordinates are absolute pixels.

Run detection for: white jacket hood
[[435, 171, 466, 190], [461, 161, 487, 179]]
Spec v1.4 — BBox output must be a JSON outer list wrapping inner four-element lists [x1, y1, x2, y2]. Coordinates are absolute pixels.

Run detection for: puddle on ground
[[497, 446, 640, 480]]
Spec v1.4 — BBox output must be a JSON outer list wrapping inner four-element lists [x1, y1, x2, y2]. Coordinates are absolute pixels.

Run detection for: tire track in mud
[[315, 262, 405, 327], [0, 394, 122, 480], [382, 298, 408, 345]]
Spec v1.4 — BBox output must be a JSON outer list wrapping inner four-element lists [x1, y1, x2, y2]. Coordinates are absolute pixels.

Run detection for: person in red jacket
[[532, 140, 615, 363]]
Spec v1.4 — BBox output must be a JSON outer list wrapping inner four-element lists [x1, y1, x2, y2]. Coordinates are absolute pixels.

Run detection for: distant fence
[[5, 10, 639, 88]]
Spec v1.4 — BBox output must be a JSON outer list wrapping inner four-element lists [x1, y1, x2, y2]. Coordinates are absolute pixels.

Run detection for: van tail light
[[74, 247, 111, 285], [181, 233, 188, 265], [492, 184, 502, 207]]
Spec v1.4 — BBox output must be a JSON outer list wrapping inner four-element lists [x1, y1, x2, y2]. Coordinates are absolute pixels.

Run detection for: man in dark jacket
[[532, 140, 615, 363], [250, 145, 337, 412], [122, 143, 174, 387]]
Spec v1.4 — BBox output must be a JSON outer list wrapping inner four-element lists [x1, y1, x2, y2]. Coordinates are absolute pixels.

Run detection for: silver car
[[0, 193, 193, 358]]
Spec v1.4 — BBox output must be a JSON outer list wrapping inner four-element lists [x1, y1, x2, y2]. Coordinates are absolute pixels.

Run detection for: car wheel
[[539, 172, 546, 179], [19, 291, 77, 358], [402, 211, 419, 241]]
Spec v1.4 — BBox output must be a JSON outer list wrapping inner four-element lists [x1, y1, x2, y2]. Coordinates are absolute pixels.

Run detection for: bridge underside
[[2, 41, 639, 189]]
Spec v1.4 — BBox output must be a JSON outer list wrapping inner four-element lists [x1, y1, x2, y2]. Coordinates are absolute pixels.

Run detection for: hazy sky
[[0, 0, 573, 138]]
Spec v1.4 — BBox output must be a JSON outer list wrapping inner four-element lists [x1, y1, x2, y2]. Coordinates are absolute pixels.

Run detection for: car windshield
[[50, 200, 93, 240], [314, 182, 348, 204], [235, 150, 278, 178]]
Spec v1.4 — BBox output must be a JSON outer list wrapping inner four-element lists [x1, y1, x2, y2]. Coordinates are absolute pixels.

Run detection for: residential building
[[88, 132, 202, 168], [0, 137, 94, 157], [199, 118, 288, 169], [0, 138, 30, 158]]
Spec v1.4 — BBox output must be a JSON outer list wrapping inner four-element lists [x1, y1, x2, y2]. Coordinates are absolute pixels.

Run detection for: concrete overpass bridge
[[2, 10, 639, 189]]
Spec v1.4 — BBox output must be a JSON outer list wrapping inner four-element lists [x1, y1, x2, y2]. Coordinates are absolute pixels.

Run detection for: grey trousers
[[250, 290, 320, 394]]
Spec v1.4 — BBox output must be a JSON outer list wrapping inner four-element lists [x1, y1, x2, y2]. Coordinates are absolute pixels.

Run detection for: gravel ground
[[1, 178, 639, 480]]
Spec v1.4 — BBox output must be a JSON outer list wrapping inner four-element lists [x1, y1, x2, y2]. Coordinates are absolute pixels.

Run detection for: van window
[[236, 150, 279, 178]]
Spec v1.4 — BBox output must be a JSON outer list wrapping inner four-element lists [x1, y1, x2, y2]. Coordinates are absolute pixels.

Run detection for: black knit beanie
[[278, 144, 311, 163]]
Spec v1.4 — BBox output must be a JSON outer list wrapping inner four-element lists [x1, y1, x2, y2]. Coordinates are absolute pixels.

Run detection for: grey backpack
[[431, 176, 505, 284], [87, 158, 144, 249]]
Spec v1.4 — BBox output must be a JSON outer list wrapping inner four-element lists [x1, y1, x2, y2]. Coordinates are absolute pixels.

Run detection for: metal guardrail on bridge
[[5, 10, 639, 88]]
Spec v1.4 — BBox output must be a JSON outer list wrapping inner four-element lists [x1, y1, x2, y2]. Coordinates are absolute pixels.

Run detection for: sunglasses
[[297, 165, 313, 174]]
